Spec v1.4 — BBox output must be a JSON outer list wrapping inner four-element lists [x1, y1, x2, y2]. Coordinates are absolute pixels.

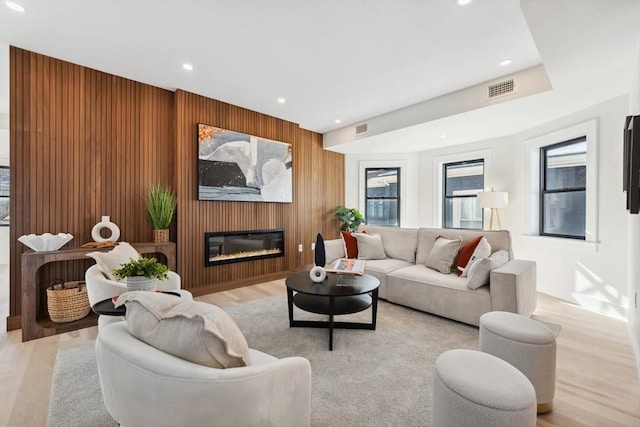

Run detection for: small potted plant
[[112, 256, 169, 292], [145, 184, 177, 243], [334, 205, 364, 232]]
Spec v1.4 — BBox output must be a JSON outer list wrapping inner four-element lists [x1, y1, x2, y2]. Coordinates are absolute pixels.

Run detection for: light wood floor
[[1, 277, 639, 427]]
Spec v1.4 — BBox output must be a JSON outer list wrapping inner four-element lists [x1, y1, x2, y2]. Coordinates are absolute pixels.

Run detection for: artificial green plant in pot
[[334, 205, 364, 232], [145, 184, 177, 243], [112, 256, 169, 292]]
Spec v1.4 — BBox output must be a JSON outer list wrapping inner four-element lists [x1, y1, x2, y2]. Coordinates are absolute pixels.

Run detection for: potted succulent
[[145, 184, 177, 243], [112, 256, 169, 292], [334, 205, 364, 232]]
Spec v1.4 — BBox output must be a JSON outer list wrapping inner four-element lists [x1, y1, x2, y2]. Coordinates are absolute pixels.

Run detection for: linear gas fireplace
[[204, 228, 285, 267]]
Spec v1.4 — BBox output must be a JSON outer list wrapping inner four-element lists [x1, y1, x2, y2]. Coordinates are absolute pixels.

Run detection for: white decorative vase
[[126, 276, 158, 292], [91, 216, 121, 242]]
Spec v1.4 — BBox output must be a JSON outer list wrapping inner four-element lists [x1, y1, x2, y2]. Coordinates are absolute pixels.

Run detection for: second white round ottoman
[[479, 311, 557, 413], [432, 349, 536, 427]]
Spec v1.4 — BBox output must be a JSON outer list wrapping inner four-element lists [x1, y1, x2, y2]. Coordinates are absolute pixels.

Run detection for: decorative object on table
[[46, 280, 90, 323], [309, 266, 327, 283], [145, 184, 177, 242], [18, 233, 74, 252], [325, 258, 366, 276], [91, 216, 121, 242], [197, 123, 293, 203], [112, 256, 169, 292], [476, 189, 509, 230], [334, 205, 364, 232], [314, 233, 325, 267], [80, 240, 118, 249]]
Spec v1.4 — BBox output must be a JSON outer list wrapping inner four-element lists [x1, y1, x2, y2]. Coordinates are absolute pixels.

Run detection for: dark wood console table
[[21, 242, 176, 341]]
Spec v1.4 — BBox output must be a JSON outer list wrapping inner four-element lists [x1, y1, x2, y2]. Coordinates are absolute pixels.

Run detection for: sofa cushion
[[341, 231, 359, 258], [116, 291, 252, 369], [455, 236, 482, 276], [364, 258, 414, 275], [467, 250, 510, 289], [324, 238, 347, 265], [460, 237, 492, 277], [355, 233, 386, 260], [425, 236, 461, 274], [416, 228, 513, 266], [359, 225, 418, 263], [86, 242, 140, 281]]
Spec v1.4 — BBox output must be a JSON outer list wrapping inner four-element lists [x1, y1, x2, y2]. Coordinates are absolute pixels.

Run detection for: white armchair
[[86, 264, 190, 329], [96, 321, 312, 427]]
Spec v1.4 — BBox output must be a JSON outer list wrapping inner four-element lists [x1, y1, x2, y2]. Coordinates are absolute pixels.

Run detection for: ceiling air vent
[[355, 123, 368, 135], [487, 79, 515, 99]]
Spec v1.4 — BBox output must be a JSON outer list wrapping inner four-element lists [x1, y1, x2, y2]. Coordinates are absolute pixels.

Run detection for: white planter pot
[[126, 276, 158, 292]]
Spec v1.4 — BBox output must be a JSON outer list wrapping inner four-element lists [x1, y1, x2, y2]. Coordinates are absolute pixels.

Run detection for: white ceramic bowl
[[18, 233, 74, 252]]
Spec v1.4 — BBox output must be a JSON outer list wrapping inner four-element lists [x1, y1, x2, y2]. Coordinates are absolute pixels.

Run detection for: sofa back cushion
[[416, 228, 512, 266], [359, 225, 418, 263]]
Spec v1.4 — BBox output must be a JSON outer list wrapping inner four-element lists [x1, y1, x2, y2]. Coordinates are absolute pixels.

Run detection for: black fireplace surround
[[204, 228, 285, 266]]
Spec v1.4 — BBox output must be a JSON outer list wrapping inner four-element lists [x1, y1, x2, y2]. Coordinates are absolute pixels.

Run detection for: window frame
[[442, 159, 485, 230], [539, 137, 587, 240], [524, 119, 598, 244], [364, 167, 401, 227]]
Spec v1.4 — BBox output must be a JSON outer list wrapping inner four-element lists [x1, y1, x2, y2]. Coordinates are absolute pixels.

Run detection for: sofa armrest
[[323, 239, 346, 266], [489, 259, 537, 317]]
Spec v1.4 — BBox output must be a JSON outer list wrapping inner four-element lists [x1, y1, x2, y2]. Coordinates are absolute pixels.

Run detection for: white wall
[[628, 41, 640, 376], [345, 95, 630, 320]]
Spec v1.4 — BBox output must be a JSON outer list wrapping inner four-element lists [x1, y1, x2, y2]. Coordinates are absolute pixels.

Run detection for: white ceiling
[[0, 0, 638, 154]]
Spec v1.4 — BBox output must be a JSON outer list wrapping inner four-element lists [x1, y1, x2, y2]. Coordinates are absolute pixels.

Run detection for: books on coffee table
[[326, 258, 366, 276]]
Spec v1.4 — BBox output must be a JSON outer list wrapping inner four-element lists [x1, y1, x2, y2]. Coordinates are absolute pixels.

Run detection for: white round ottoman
[[432, 349, 536, 427], [479, 311, 556, 413]]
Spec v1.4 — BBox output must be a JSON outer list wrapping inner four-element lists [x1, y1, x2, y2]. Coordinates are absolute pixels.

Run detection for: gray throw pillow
[[425, 236, 462, 274], [467, 249, 510, 289], [354, 233, 386, 260]]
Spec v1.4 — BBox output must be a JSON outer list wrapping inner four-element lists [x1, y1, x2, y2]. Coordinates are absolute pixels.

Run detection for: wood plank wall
[[173, 90, 343, 293], [8, 47, 343, 328]]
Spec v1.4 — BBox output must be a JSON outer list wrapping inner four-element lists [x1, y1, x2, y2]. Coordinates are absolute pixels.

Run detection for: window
[[365, 168, 400, 226], [540, 137, 586, 239], [0, 166, 8, 226], [443, 160, 484, 229]]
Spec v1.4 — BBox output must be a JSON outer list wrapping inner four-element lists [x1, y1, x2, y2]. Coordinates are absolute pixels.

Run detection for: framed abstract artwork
[[197, 124, 292, 203]]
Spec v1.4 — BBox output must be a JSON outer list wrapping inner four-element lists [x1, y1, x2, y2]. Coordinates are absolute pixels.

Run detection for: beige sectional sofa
[[324, 225, 536, 326]]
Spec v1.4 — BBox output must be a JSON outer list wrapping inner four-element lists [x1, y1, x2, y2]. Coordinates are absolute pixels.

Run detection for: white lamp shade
[[477, 191, 508, 209]]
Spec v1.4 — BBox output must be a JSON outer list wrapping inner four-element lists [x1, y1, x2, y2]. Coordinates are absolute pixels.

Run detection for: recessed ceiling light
[[5, 1, 25, 12], [457, 0, 472, 5], [499, 59, 512, 67], [335, 119, 341, 124], [440, 134, 447, 138], [182, 63, 193, 71], [277, 98, 286, 104]]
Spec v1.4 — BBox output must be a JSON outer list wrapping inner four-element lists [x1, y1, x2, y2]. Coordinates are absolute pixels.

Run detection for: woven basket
[[46, 281, 90, 323], [153, 229, 169, 243]]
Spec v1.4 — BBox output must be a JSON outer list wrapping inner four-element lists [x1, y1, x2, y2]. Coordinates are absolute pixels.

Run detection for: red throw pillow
[[455, 236, 483, 276], [341, 230, 366, 259]]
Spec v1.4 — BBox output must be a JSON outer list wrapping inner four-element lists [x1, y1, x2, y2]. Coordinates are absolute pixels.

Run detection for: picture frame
[[197, 124, 292, 203]]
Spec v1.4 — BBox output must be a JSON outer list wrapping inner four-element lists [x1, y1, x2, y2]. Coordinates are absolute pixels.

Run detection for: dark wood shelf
[[21, 242, 175, 341]]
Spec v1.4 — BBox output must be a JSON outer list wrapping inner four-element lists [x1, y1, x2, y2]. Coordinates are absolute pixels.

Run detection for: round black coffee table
[[285, 271, 380, 350]]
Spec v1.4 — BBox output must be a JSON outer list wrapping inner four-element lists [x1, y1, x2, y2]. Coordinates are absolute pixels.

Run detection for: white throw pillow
[[355, 233, 386, 260], [459, 237, 492, 277], [86, 242, 140, 281], [467, 249, 510, 289], [116, 291, 252, 369], [425, 236, 462, 274]]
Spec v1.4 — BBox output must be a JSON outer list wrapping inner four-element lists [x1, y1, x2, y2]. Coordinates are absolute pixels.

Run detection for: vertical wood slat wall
[[8, 47, 344, 327]]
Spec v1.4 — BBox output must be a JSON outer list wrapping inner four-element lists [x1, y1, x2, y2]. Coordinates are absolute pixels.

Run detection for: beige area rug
[[48, 295, 482, 426]]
